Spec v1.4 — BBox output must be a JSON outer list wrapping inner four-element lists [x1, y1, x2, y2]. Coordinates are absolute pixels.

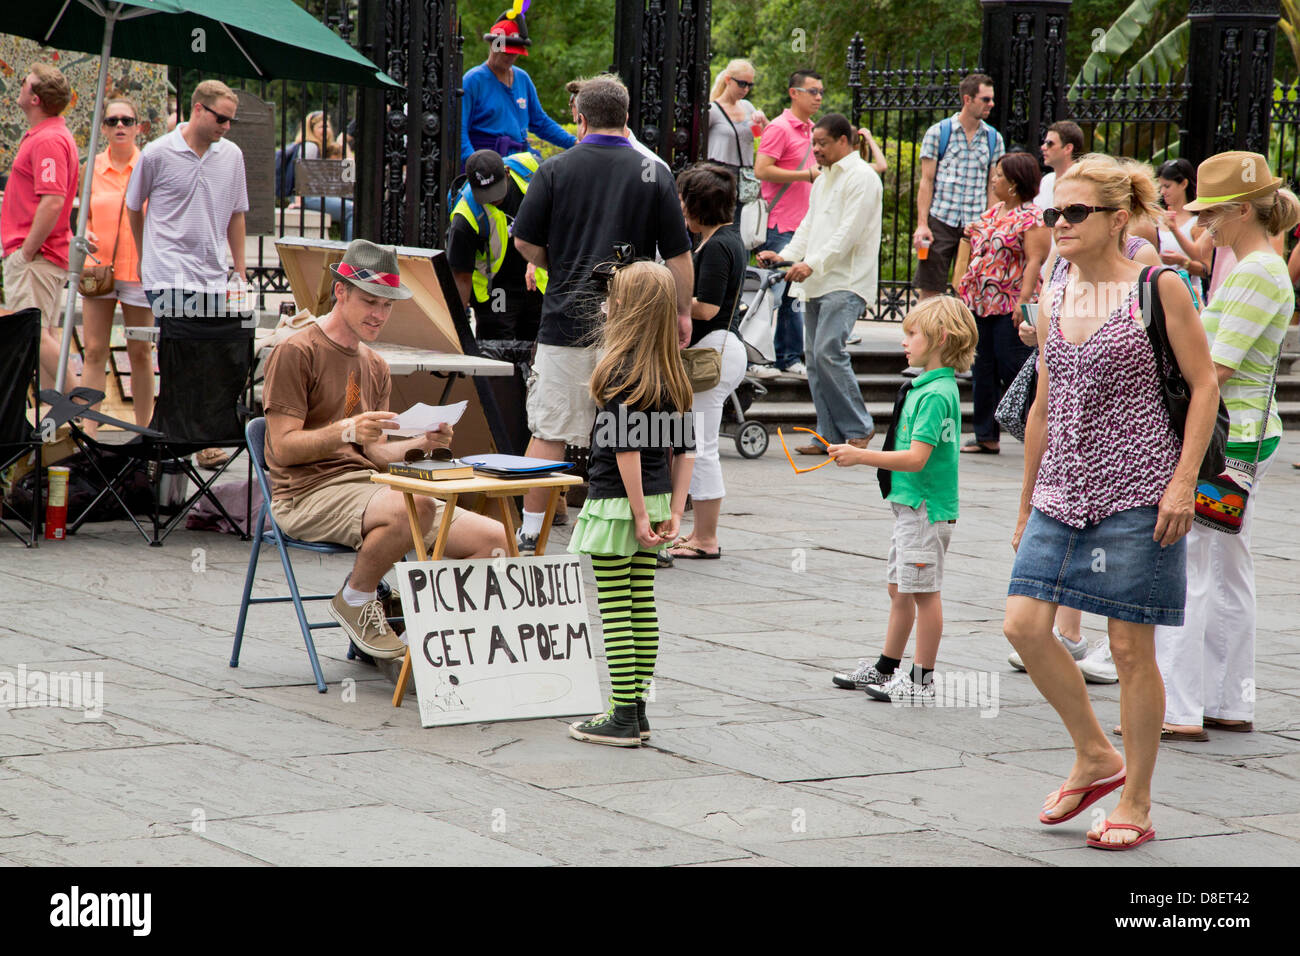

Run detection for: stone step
[[756, 372, 975, 404]]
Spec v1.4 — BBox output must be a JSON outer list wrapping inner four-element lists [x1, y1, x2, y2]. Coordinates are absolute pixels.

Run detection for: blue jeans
[[300, 196, 354, 242], [803, 290, 874, 443], [758, 226, 803, 369]]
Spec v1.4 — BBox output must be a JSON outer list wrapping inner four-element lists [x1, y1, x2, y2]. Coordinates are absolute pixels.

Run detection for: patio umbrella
[[3, 0, 400, 391]]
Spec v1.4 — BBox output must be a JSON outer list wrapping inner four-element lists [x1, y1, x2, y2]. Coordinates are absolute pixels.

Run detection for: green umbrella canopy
[[13, 0, 397, 88]]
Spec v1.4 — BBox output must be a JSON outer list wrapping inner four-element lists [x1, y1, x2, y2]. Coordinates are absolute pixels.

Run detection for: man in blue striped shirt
[[913, 73, 1005, 300]]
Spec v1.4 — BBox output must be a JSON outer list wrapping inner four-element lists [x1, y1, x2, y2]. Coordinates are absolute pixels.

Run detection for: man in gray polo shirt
[[126, 79, 249, 320]]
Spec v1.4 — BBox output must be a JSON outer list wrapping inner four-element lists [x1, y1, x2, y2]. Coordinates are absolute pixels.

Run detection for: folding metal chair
[[230, 417, 354, 693], [0, 309, 44, 547]]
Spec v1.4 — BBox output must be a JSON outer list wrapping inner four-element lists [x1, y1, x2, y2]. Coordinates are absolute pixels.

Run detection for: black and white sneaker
[[569, 705, 641, 746], [516, 528, 538, 556], [832, 660, 890, 690], [864, 671, 935, 705]]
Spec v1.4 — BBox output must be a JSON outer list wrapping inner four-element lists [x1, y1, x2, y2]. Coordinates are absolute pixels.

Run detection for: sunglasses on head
[[198, 101, 236, 125], [103, 116, 136, 128], [1042, 204, 1119, 228]]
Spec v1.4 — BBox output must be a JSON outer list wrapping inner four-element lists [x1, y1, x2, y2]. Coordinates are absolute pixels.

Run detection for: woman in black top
[[666, 164, 749, 560]]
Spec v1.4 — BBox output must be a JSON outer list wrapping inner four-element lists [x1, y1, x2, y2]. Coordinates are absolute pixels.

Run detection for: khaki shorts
[[525, 342, 600, 447], [271, 470, 461, 551], [3, 251, 67, 326], [886, 501, 954, 593]]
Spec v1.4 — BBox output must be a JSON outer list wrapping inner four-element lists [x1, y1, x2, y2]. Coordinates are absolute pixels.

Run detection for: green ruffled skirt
[[566, 493, 673, 556]]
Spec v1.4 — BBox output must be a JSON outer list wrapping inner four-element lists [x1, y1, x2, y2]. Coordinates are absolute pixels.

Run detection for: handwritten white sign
[[395, 555, 602, 728]]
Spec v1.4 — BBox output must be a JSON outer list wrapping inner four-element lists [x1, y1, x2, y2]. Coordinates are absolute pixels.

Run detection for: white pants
[[687, 329, 748, 501], [1155, 451, 1275, 725]]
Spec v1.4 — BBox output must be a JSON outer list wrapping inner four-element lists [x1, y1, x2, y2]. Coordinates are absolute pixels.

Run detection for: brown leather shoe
[[796, 443, 828, 455], [845, 429, 876, 449]]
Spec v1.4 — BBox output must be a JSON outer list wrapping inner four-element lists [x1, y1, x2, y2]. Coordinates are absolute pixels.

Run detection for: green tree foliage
[[458, 0, 616, 121]]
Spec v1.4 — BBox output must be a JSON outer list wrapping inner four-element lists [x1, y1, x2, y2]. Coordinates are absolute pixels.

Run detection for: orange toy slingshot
[[778, 426, 835, 473]]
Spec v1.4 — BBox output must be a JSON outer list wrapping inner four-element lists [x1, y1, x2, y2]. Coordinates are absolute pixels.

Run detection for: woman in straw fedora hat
[[1151, 151, 1298, 741], [1002, 154, 1220, 850]]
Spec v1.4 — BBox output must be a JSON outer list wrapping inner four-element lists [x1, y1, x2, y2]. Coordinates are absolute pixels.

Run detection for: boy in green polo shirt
[[827, 297, 979, 704]]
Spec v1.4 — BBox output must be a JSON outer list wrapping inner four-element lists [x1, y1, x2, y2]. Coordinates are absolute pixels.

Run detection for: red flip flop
[[1087, 820, 1156, 850], [1038, 767, 1126, 825]]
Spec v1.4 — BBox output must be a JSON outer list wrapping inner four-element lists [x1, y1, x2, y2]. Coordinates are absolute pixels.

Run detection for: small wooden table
[[369, 470, 584, 706]]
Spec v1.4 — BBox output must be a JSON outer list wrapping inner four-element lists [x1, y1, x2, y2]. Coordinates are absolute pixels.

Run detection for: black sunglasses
[[103, 116, 137, 128], [198, 101, 237, 125], [731, 78, 755, 90], [404, 447, 454, 463], [1042, 204, 1120, 227]]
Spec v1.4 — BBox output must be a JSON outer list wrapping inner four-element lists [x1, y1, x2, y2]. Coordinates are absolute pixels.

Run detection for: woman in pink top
[[81, 97, 153, 431], [1003, 155, 1220, 850]]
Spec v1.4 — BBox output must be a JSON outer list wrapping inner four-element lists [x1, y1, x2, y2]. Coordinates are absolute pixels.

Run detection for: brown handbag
[[680, 346, 723, 392], [79, 180, 128, 297]]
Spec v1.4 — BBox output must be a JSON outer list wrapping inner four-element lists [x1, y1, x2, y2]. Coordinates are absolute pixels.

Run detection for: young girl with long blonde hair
[[567, 261, 695, 746]]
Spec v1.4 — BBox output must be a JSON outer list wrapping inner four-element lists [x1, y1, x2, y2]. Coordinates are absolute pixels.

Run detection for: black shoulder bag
[[1138, 265, 1229, 481]]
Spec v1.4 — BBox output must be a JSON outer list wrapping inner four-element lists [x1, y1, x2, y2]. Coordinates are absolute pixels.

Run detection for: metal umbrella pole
[[52, 1, 148, 393]]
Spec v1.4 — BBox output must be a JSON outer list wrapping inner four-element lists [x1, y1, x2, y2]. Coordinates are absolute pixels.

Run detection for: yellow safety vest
[[449, 152, 548, 303]]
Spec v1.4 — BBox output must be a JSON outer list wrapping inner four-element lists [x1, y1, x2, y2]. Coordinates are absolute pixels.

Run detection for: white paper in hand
[[390, 400, 468, 436]]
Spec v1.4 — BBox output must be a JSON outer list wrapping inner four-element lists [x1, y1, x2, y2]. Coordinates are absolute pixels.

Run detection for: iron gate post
[[1183, 0, 1281, 166], [613, 0, 711, 171], [356, 0, 463, 247], [979, 0, 1072, 150]]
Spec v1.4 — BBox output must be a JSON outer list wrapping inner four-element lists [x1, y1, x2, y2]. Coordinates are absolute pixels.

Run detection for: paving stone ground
[[1, 417, 1297, 866]]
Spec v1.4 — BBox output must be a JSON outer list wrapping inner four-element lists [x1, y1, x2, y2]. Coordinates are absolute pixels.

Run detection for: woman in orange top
[[82, 96, 153, 430]]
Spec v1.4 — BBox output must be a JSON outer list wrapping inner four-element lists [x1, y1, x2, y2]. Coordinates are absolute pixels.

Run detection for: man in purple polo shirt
[[753, 69, 823, 378], [511, 74, 693, 554], [1, 63, 79, 388]]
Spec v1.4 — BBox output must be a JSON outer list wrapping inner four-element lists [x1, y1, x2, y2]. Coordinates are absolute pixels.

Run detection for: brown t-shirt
[[262, 323, 392, 501]]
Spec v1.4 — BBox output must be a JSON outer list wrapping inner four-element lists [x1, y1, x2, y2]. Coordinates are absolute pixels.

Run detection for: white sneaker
[[749, 364, 780, 379], [1008, 627, 1089, 672], [1079, 639, 1118, 684], [780, 361, 809, 379]]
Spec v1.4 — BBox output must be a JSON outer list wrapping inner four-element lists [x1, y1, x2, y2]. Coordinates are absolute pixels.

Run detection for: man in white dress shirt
[[758, 112, 880, 452]]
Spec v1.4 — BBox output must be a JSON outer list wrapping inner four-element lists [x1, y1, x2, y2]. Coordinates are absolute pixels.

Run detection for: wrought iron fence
[[1270, 80, 1300, 190], [846, 34, 1191, 321], [1066, 66, 1188, 167], [847, 37, 972, 322]]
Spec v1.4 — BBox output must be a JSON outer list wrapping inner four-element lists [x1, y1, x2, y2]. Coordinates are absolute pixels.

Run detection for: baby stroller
[[720, 265, 790, 459]]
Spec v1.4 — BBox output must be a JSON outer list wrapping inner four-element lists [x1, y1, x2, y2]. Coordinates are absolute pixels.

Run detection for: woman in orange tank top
[[81, 96, 154, 431]]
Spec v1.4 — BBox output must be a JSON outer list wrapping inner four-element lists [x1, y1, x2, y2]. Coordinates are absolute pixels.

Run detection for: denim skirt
[[1008, 506, 1186, 626]]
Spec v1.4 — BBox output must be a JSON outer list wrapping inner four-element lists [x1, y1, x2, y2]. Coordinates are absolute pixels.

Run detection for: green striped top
[[1201, 250, 1290, 448]]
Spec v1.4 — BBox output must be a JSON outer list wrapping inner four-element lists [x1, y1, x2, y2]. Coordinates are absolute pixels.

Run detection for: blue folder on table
[[460, 454, 575, 479]]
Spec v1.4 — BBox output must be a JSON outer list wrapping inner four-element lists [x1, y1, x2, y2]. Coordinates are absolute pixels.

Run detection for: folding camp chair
[[0, 309, 45, 547], [230, 417, 350, 693], [49, 312, 255, 546]]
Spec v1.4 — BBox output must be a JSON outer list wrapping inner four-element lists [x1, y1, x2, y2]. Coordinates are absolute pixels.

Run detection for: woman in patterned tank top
[[1002, 156, 1221, 850]]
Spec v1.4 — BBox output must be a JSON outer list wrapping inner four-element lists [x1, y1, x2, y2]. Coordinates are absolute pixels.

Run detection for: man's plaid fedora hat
[[328, 239, 414, 300]]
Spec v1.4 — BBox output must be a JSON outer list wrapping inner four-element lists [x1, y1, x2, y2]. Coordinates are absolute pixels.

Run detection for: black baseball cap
[[466, 149, 509, 206]]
